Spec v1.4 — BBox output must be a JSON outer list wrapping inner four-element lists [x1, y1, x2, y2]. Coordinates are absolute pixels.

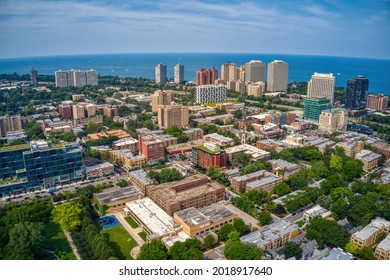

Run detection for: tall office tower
[[151, 90, 174, 112], [174, 63, 184, 83], [307, 73, 335, 104], [73, 70, 87, 87], [303, 98, 331, 122], [196, 67, 218, 86], [267, 60, 288, 92], [366, 94, 389, 110], [155, 63, 167, 84], [31, 68, 38, 86], [0, 114, 22, 137], [196, 84, 227, 104], [226, 81, 236, 91], [55, 70, 68, 87], [221, 63, 238, 82], [345, 75, 369, 110], [157, 105, 189, 128], [244, 60, 265, 83], [86, 69, 98, 85], [318, 108, 347, 133]]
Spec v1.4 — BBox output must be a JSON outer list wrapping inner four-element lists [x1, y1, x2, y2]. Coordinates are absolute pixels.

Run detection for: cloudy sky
[[0, 0, 389, 59]]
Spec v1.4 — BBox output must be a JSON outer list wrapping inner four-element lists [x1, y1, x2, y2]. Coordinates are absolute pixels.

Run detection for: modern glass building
[[0, 143, 31, 179], [345, 76, 369, 110], [303, 97, 331, 122], [0, 140, 85, 196]]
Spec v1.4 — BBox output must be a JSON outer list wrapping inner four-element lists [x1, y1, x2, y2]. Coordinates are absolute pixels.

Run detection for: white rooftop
[[126, 197, 181, 237]]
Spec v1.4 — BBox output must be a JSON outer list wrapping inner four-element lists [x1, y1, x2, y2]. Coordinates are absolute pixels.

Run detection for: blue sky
[[0, 0, 389, 59]]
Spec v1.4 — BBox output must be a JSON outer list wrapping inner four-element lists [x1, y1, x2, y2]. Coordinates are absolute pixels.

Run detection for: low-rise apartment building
[[232, 170, 282, 193], [240, 219, 300, 251], [351, 217, 390, 249], [354, 149, 382, 172], [173, 203, 238, 237]]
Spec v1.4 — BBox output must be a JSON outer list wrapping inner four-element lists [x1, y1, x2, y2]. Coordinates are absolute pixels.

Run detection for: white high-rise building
[[174, 63, 184, 83], [307, 73, 335, 104], [73, 70, 87, 87], [318, 108, 347, 132], [196, 84, 227, 105], [267, 60, 288, 92], [245, 60, 265, 83], [86, 70, 98, 85], [55, 69, 98, 87], [155, 63, 167, 84], [55, 71, 68, 87]]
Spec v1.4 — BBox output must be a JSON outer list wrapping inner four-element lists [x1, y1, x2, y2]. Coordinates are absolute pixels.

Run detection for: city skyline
[[0, 0, 389, 59]]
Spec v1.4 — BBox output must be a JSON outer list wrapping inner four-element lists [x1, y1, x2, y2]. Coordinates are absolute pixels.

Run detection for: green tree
[[138, 240, 168, 260], [330, 198, 349, 220], [204, 235, 215, 249], [344, 242, 358, 255], [274, 182, 292, 196], [52, 202, 83, 231], [224, 241, 263, 260], [4, 222, 44, 259], [330, 155, 343, 172], [284, 241, 303, 260], [181, 248, 204, 260], [330, 187, 352, 201], [355, 247, 376, 260], [233, 153, 251, 166], [217, 224, 234, 242], [310, 161, 329, 180], [342, 160, 362, 181], [233, 218, 250, 235], [306, 217, 349, 248], [258, 211, 272, 226], [317, 195, 331, 209], [227, 231, 241, 242]]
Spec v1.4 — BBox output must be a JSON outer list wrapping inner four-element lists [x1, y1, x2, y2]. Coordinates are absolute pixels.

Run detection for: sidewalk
[[114, 212, 145, 247]]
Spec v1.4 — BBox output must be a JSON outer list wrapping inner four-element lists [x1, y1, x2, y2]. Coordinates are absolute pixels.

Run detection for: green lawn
[[125, 216, 139, 229], [138, 231, 147, 242], [44, 222, 76, 260], [205, 101, 242, 107], [103, 226, 138, 260]]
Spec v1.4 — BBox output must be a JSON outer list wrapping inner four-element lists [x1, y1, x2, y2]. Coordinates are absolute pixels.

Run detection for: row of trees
[[147, 168, 183, 184]]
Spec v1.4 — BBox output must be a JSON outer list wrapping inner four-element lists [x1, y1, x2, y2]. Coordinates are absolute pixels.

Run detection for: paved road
[[0, 173, 127, 205], [224, 203, 259, 228]]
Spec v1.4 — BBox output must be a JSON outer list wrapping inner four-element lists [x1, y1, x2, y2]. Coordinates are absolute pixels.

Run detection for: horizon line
[[1, 51, 389, 62]]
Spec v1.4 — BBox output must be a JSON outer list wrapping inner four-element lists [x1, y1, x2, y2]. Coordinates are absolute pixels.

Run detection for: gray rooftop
[[94, 185, 142, 205], [376, 234, 390, 251], [240, 219, 299, 249], [128, 169, 153, 185], [322, 248, 353, 260], [174, 202, 237, 226]]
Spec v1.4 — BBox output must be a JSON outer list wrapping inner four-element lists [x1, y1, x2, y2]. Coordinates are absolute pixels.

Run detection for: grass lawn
[[138, 231, 147, 242], [103, 226, 138, 260], [44, 222, 76, 260], [205, 101, 242, 107], [125, 216, 139, 229]]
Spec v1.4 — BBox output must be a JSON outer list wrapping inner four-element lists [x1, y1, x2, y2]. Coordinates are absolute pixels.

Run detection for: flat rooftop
[[354, 217, 390, 241], [128, 169, 153, 185], [149, 176, 223, 204], [376, 234, 390, 251], [94, 185, 142, 205], [161, 231, 191, 248], [204, 133, 233, 143], [175, 202, 237, 226], [240, 219, 299, 249], [246, 175, 281, 190], [126, 197, 181, 237], [322, 248, 353, 260], [85, 162, 114, 171]]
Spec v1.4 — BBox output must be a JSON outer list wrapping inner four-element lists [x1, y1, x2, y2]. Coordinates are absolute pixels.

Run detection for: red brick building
[[138, 135, 165, 162], [192, 142, 227, 170], [103, 105, 118, 118], [196, 67, 218, 86], [58, 101, 73, 119]]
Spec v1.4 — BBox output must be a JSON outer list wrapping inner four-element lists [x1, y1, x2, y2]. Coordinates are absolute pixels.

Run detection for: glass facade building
[[303, 98, 331, 122], [0, 141, 85, 196]]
